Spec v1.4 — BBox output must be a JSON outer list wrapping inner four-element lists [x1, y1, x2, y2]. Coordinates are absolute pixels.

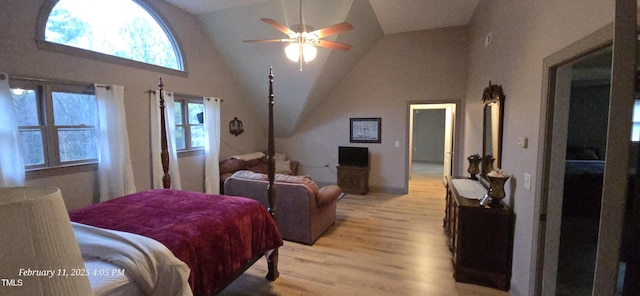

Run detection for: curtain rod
[[205, 97, 223, 102], [9, 75, 94, 89], [146, 90, 223, 102], [9, 74, 123, 91]]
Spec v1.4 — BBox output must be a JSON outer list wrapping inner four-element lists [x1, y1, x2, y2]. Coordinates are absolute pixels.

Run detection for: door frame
[[406, 101, 458, 189], [532, 0, 636, 293]]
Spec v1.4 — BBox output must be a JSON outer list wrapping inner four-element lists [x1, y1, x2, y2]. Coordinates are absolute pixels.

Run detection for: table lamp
[[0, 187, 92, 296]]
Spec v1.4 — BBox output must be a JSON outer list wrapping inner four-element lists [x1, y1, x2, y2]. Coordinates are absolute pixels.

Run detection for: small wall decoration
[[350, 117, 381, 143], [229, 117, 244, 136], [482, 80, 505, 103]]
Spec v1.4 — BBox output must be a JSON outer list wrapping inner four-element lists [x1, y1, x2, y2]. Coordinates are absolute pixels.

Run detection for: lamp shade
[[0, 187, 92, 296]]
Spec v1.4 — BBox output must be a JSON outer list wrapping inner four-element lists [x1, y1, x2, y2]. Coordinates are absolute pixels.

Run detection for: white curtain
[[0, 73, 25, 187], [95, 84, 137, 201], [150, 90, 181, 189], [203, 97, 221, 194]]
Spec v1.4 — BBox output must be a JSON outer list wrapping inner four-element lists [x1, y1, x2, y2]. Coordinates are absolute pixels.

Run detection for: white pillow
[[275, 152, 288, 161], [231, 151, 265, 161], [275, 160, 292, 174]]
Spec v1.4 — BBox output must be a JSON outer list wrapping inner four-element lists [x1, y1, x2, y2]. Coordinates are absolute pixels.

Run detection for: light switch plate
[[524, 173, 531, 190], [518, 137, 528, 148]]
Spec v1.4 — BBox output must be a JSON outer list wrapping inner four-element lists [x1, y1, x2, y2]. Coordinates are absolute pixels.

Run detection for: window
[[633, 99, 640, 142], [10, 80, 98, 169], [43, 0, 182, 71], [174, 96, 204, 151]]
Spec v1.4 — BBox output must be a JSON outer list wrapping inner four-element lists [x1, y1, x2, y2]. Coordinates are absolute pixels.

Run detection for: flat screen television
[[339, 146, 369, 167]]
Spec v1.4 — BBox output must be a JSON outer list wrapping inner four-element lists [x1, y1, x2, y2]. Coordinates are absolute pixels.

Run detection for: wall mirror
[[481, 81, 505, 177]]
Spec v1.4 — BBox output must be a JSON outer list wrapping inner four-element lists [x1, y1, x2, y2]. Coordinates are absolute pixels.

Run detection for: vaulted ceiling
[[163, 0, 479, 137]]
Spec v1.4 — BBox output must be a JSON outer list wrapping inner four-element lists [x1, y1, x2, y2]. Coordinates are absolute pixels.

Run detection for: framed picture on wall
[[350, 117, 381, 143]]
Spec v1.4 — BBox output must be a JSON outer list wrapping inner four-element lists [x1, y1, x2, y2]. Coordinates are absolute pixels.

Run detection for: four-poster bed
[[69, 69, 282, 295]]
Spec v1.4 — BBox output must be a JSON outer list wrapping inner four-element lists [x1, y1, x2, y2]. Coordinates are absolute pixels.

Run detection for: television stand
[[337, 165, 369, 195]]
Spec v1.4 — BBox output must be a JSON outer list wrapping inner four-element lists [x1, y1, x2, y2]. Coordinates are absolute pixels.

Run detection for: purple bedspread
[[69, 189, 283, 295]]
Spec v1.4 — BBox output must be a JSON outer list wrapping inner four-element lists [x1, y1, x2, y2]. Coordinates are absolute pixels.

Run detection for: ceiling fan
[[243, 0, 353, 70]]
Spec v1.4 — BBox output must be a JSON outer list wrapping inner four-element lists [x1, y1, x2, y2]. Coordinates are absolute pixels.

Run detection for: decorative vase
[[467, 154, 482, 180], [487, 175, 509, 208], [483, 155, 495, 176]]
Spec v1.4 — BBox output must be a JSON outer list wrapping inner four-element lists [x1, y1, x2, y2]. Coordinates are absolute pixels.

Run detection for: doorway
[[534, 15, 636, 295], [555, 46, 612, 296], [408, 103, 456, 186]]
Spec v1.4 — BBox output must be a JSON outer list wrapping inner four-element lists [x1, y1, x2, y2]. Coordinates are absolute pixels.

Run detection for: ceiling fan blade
[[243, 38, 295, 43], [261, 18, 294, 35], [316, 40, 352, 51], [311, 22, 353, 38]]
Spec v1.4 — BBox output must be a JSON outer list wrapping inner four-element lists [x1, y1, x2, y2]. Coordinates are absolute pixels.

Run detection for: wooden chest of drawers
[[444, 176, 513, 291]]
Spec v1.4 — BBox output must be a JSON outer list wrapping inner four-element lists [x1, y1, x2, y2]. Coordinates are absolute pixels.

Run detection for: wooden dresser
[[444, 176, 513, 291], [337, 165, 369, 194]]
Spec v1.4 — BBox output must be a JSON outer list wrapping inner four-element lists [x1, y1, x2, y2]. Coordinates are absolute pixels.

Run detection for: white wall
[[412, 109, 446, 162], [279, 26, 470, 192], [0, 0, 266, 209], [462, 0, 614, 295]]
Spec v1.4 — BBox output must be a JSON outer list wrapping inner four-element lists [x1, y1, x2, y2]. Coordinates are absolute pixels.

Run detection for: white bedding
[[84, 258, 143, 296], [72, 222, 192, 296]]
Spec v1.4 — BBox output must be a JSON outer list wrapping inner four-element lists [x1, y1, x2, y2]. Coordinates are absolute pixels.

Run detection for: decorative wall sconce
[[482, 80, 505, 103], [229, 117, 244, 136]]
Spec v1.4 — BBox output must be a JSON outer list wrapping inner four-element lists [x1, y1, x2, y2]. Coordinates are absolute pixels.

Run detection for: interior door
[[592, 2, 636, 294], [535, 0, 636, 294], [557, 46, 611, 296], [443, 105, 455, 183], [535, 0, 637, 295]]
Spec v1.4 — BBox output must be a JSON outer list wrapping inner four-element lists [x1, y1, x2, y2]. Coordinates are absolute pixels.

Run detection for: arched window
[[42, 0, 183, 71]]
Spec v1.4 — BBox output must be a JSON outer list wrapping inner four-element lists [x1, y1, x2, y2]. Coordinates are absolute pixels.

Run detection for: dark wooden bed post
[[267, 68, 276, 220], [266, 67, 279, 281], [158, 78, 171, 189]]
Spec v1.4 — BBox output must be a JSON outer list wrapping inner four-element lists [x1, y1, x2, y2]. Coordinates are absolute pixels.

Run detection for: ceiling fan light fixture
[[243, 0, 352, 70], [285, 43, 317, 63], [303, 43, 317, 62]]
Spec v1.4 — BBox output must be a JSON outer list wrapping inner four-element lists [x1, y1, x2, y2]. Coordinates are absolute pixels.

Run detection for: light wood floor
[[220, 163, 509, 296]]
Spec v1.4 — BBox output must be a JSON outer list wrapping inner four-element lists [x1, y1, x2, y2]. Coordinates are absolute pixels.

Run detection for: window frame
[[35, 0, 187, 77], [174, 95, 205, 152], [10, 78, 98, 171], [633, 98, 640, 142]]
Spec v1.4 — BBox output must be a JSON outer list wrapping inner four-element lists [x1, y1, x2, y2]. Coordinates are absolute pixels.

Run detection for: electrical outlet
[[524, 173, 531, 190]]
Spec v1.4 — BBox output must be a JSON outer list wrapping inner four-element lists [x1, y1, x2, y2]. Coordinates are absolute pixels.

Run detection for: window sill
[[26, 162, 98, 180], [177, 149, 204, 158], [24, 149, 205, 180]]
